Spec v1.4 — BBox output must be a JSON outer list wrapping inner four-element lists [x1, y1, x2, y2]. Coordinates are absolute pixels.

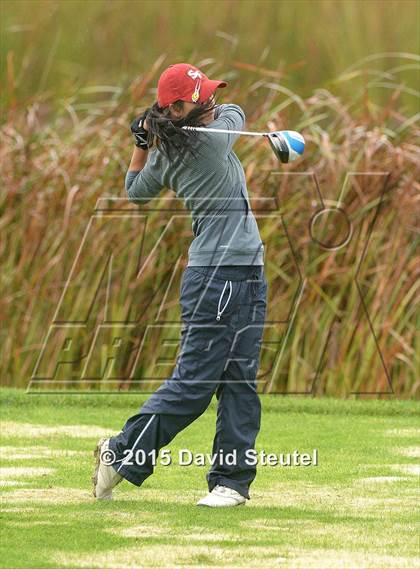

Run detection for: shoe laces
[[214, 484, 237, 496]]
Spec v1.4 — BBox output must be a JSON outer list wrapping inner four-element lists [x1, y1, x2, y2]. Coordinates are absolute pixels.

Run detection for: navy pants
[[109, 264, 267, 499]]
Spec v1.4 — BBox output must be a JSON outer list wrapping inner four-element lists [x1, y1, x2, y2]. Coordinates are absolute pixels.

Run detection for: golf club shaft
[[182, 126, 265, 137]]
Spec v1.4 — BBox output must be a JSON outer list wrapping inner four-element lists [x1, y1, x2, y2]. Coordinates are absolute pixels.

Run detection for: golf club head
[[266, 131, 305, 163]]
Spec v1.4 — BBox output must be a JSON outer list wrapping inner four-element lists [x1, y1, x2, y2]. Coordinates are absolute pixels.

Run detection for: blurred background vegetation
[[1, 0, 419, 395], [1, 0, 419, 111]]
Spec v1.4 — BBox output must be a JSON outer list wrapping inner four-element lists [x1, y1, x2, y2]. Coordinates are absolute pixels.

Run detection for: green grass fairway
[[1, 390, 419, 569]]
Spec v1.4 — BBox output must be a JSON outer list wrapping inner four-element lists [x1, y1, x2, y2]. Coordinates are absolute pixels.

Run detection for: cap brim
[[199, 79, 228, 102]]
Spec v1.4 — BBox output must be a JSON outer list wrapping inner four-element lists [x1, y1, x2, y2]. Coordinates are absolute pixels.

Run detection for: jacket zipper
[[240, 186, 250, 232]]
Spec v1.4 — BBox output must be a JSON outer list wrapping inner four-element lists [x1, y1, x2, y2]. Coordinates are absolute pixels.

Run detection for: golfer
[[93, 63, 267, 507]]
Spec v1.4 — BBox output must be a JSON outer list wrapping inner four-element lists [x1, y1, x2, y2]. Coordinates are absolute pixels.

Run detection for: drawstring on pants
[[216, 280, 233, 321]]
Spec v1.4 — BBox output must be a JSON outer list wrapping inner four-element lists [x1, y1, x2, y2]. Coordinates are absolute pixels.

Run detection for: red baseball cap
[[157, 63, 228, 109]]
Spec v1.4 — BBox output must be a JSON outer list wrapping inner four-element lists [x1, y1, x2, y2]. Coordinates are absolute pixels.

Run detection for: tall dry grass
[[1, 56, 419, 396]]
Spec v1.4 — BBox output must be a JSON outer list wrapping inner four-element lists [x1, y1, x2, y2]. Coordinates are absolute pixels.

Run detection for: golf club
[[182, 126, 305, 163]]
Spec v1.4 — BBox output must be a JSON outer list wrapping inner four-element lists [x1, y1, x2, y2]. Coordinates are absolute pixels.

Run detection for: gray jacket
[[125, 104, 264, 266]]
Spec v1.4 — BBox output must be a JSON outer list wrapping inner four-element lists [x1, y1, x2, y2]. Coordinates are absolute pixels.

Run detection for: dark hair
[[144, 96, 218, 163]]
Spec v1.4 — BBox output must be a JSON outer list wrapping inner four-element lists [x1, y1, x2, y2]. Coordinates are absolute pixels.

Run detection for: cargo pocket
[[250, 271, 268, 301], [179, 268, 206, 321]]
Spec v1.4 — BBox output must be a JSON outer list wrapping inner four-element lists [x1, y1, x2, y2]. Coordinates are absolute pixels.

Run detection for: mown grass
[[0, 389, 419, 568]]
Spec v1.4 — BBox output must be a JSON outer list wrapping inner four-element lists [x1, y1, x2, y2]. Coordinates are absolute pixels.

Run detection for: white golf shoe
[[92, 438, 123, 500], [196, 485, 246, 507]]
